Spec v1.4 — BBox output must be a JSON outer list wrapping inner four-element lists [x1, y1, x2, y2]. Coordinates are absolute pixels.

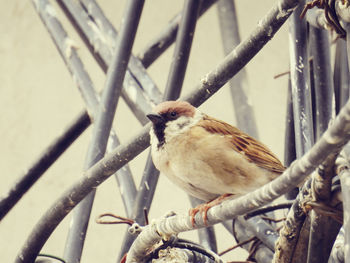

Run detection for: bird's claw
[[189, 204, 211, 227], [189, 194, 232, 227]]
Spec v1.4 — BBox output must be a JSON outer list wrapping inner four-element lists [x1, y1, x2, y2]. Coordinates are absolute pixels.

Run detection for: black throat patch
[[150, 111, 182, 148], [153, 122, 166, 148]]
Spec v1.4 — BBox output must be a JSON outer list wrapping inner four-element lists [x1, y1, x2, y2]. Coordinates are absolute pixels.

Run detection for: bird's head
[[147, 100, 202, 147]]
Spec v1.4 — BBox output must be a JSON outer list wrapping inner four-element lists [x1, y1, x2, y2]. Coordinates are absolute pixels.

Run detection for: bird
[[147, 100, 285, 226]]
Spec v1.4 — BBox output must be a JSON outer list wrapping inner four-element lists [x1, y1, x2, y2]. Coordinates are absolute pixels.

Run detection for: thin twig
[[219, 236, 257, 256], [273, 70, 290, 79], [247, 239, 262, 261]]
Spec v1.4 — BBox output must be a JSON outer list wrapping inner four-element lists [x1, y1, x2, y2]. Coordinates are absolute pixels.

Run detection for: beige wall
[[0, 0, 289, 262]]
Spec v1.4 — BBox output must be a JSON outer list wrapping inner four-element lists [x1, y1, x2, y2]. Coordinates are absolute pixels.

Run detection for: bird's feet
[[189, 193, 232, 227]]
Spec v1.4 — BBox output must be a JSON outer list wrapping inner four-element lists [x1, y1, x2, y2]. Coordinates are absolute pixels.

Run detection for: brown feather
[[154, 101, 195, 117], [197, 115, 285, 174]]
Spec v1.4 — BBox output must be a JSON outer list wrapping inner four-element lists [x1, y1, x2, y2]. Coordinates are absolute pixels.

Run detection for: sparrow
[[147, 100, 285, 226]]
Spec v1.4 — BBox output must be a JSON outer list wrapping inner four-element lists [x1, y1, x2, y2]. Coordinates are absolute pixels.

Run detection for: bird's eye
[[170, 111, 177, 117]]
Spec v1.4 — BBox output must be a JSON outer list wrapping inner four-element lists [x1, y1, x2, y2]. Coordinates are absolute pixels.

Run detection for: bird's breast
[[150, 126, 279, 201]]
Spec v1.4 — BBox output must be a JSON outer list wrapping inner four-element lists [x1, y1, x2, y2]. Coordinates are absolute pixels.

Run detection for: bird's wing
[[197, 115, 285, 174]]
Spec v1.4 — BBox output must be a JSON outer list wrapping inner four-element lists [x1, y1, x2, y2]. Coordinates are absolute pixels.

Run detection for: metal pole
[[138, 0, 217, 68], [63, 1, 145, 262], [284, 79, 298, 200], [118, 0, 203, 259], [307, 25, 336, 263], [216, 0, 258, 138], [289, 1, 314, 158], [275, 1, 314, 261], [216, 1, 279, 258], [31, 0, 138, 221], [57, 0, 158, 124], [334, 38, 350, 114]]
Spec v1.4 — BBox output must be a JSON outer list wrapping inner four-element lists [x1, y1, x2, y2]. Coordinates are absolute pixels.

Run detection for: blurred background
[[0, 0, 289, 262]]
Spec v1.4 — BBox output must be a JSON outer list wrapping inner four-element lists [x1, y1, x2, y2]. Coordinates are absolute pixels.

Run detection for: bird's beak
[[147, 113, 164, 125]]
